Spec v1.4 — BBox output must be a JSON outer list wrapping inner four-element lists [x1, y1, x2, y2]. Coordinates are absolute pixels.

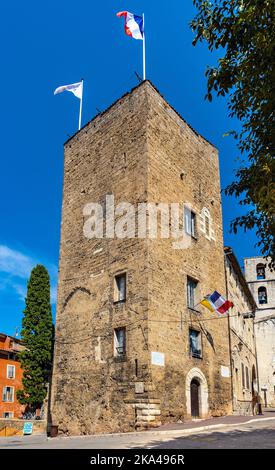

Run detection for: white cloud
[[0, 245, 35, 278], [11, 282, 27, 301], [0, 244, 57, 306]]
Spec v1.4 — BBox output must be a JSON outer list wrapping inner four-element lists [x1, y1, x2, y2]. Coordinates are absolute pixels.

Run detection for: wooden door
[[191, 379, 200, 418]]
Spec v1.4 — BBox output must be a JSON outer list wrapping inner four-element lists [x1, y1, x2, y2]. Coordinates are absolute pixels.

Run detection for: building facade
[[50, 81, 233, 435], [0, 333, 25, 419], [244, 256, 275, 407], [224, 248, 258, 415]]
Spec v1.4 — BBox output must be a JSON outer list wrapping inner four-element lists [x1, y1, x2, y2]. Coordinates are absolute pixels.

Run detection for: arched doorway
[[190, 379, 200, 417], [186, 368, 209, 419]]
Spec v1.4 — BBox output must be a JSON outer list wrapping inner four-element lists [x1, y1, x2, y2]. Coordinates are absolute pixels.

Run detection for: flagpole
[[142, 14, 146, 80], [78, 79, 83, 131]]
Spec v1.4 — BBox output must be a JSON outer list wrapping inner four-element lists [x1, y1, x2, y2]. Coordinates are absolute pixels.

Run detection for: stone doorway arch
[[186, 368, 209, 418]]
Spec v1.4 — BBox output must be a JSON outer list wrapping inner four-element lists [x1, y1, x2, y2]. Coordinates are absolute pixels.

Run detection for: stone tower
[[50, 81, 232, 435], [244, 257, 275, 406]]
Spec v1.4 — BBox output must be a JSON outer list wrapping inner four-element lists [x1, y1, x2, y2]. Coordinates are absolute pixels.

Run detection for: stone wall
[[254, 318, 275, 407], [51, 83, 151, 435], [145, 86, 232, 422], [225, 253, 258, 415], [244, 257, 275, 406], [0, 419, 46, 436]]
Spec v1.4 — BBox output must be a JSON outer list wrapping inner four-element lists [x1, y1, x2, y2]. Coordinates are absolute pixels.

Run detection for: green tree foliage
[[17, 265, 54, 411], [191, 0, 275, 267]]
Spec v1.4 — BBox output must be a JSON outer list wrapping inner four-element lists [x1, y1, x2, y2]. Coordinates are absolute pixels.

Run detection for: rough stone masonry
[[50, 81, 232, 435]]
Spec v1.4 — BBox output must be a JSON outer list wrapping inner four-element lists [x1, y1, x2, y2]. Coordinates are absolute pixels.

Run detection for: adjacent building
[[50, 80, 233, 435], [0, 333, 25, 419], [224, 248, 258, 415], [244, 256, 275, 407]]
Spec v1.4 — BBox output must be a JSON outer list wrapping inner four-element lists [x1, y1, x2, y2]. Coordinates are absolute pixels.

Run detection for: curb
[[47, 416, 275, 441]]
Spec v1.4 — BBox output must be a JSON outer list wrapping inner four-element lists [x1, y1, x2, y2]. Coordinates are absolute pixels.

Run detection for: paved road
[[0, 419, 275, 449]]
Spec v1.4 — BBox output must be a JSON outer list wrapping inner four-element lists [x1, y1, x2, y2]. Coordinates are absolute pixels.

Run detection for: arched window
[[258, 286, 267, 304], [256, 263, 266, 280]]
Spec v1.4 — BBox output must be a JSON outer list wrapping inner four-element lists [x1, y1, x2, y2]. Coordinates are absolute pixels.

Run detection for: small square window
[[7, 365, 15, 379], [3, 412, 13, 419], [189, 329, 202, 358], [184, 207, 196, 238], [114, 327, 126, 357], [114, 273, 126, 303], [187, 277, 198, 309]]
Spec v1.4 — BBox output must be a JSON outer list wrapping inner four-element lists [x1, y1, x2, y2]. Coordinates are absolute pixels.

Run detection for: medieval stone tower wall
[[145, 87, 232, 421], [51, 85, 151, 435], [50, 81, 232, 435]]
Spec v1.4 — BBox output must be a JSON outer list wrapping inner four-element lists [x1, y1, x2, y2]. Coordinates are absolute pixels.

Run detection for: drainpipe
[[224, 251, 234, 414]]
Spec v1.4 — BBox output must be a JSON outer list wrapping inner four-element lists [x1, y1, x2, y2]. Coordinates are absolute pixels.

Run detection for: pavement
[[154, 408, 275, 431], [0, 410, 275, 449]]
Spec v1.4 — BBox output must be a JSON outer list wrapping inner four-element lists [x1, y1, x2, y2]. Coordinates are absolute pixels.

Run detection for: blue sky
[[0, 0, 259, 336]]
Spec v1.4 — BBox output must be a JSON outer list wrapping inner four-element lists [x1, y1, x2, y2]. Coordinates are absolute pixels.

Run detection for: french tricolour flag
[[200, 291, 234, 314], [117, 11, 144, 40]]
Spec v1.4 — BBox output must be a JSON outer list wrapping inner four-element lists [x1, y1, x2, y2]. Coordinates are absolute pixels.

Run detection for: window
[[245, 366, 250, 390], [2, 412, 13, 419], [241, 363, 245, 389], [2, 386, 14, 402], [258, 286, 267, 304], [189, 329, 202, 358], [256, 264, 266, 280], [187, 277, 198, 309], [7, 365, 15, 379], [114, 273, 126, 303], [184, 207, 196, 237], [114, 327, 126, 357]]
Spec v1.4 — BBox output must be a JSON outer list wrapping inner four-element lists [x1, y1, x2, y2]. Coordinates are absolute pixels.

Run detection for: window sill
[[190, 354, 202, 360], [185, 233, 198, 241], [113, 300, 126, 305], [114, 355, 127, 363]]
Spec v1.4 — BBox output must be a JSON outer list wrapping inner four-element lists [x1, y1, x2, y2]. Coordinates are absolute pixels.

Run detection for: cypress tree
[[17, 264, 54, 413]]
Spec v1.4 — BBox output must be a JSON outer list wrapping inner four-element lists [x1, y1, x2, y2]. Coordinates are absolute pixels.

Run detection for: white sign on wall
[[221, 366, 231, 378], [151, 352, 165, 366], [135, 382, 145, 394]]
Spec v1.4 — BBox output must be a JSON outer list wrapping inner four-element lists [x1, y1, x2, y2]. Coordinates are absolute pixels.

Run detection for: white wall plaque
[[151, 352, 165, 366], [221, 366, 230, 378], [135, 382, 144, 394]]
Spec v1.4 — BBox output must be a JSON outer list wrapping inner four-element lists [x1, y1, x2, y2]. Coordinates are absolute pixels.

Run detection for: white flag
[[54, 81, 82, 99]]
